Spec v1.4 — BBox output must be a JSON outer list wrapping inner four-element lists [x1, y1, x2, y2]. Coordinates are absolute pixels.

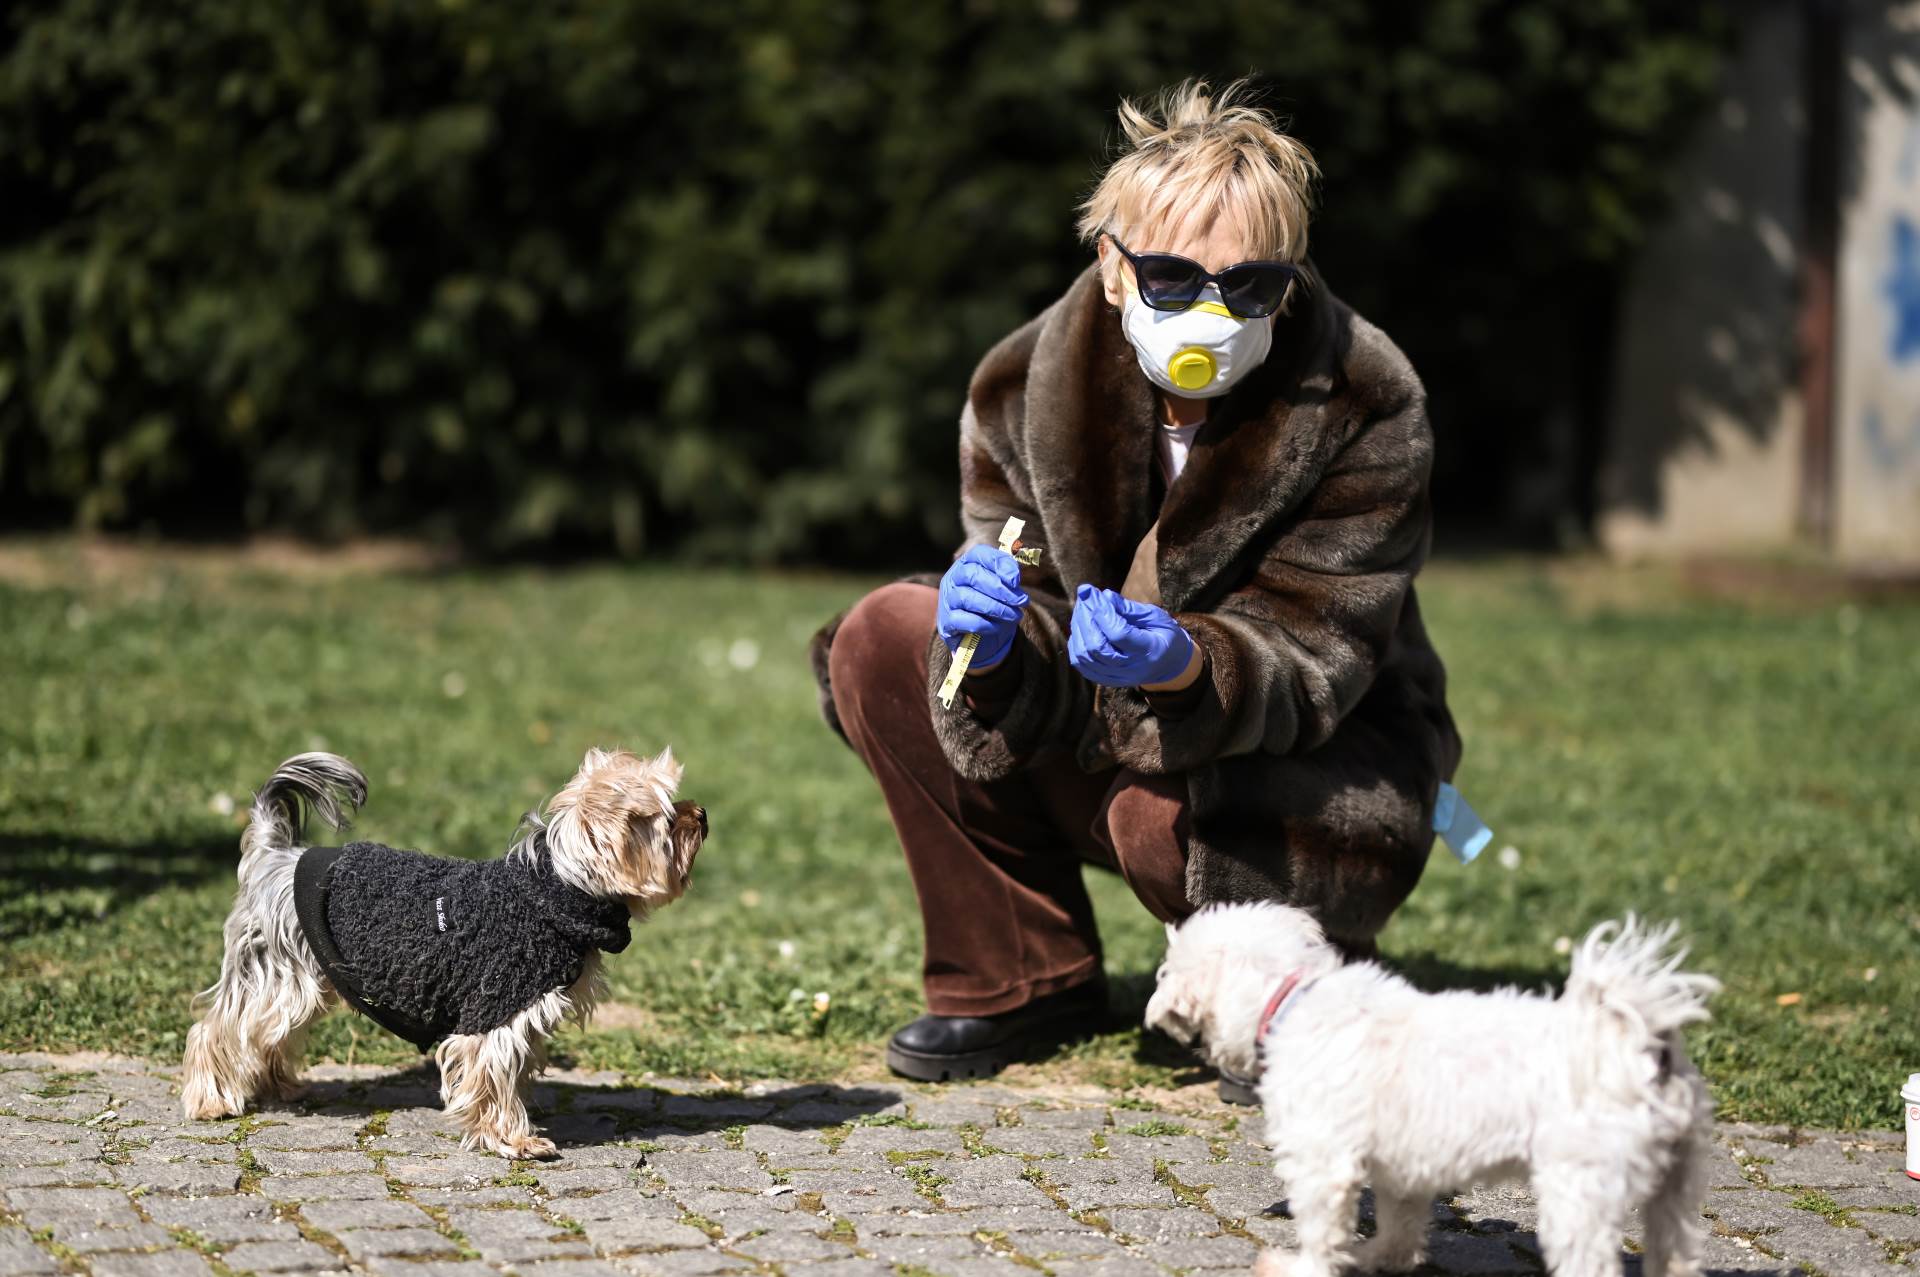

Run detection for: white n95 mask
[[1120, 281, 1273, 399]]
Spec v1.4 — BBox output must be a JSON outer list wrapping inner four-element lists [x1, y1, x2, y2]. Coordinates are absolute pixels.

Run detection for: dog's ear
[[651, 747, 683, 789], [1143, 972, 1203, 1045]]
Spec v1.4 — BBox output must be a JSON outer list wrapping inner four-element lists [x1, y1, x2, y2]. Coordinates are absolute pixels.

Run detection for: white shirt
[[1156, 419, 1203, 483]]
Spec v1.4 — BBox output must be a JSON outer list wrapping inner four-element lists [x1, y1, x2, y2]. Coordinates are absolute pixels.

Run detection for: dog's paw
[[493, 1134, 559, 1161], [1351, 1237, 1426, 1273], [1252, 1247, 1295, 1277]]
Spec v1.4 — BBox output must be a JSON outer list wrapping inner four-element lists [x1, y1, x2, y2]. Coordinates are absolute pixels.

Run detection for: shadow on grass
[[1383, 950, 1563, 996], [0, 830, 236, 941], [274, 1060, 905, 1143]]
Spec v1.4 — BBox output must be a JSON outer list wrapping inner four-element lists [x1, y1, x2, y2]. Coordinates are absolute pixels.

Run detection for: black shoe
[[1216, 1066, 1260, 1106], [885, 981, 1108, 1082]]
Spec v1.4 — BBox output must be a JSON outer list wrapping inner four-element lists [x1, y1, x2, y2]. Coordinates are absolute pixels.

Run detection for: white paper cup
[[1904, 1072, 1920, 1180]]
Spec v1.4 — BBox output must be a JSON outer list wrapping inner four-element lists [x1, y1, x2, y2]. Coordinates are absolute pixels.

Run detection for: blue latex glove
[[1067, 584, 1195, 688], [936, 545, 1028, 669]]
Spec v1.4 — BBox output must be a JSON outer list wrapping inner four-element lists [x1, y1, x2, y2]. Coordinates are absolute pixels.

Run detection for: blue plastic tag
[[1434, 781, 1493, 865]]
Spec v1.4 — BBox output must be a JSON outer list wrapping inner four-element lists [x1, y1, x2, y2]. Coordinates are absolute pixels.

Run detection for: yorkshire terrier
[[182, 748, 706, 1158]]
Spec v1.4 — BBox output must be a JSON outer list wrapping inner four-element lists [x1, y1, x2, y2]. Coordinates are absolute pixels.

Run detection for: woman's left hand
[[1067, 584, 1196, 688]]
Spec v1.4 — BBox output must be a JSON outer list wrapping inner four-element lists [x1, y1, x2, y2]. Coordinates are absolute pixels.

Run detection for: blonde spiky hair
[[1078, 79, 1319, 264]]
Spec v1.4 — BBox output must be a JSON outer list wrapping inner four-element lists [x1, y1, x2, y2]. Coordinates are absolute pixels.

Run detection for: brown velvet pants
[[828, 582, 1192, 1016]]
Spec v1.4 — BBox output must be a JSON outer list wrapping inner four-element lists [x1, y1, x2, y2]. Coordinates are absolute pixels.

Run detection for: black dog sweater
[[292, 838, 632, 1051]]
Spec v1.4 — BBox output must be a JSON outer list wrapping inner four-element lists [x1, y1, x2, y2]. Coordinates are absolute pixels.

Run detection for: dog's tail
[[241, 753, 369, 861], [1563, 915, 1719, 1095]]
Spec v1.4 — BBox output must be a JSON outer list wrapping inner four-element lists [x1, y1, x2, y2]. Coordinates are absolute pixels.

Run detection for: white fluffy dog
[[183, 748, 705, 1157], [1146, 903, 1718, 1277]]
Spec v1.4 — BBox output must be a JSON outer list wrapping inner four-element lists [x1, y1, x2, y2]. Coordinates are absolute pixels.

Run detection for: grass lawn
[[1, 541, 1914, 1130]]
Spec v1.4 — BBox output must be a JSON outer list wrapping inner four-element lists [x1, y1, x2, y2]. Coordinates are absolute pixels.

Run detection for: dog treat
[[938, 516, 1041, 709]]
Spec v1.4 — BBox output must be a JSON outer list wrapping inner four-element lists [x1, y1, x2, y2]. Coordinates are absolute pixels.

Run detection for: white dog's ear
[[1144, 977, 1202, 1045]]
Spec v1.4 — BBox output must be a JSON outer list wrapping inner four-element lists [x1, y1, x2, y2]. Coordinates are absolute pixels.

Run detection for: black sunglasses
[[1109, 236, 1299, 319]]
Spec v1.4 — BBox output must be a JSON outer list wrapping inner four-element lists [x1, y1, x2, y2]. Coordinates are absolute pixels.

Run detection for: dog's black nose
[[692, 805, 708, 834]]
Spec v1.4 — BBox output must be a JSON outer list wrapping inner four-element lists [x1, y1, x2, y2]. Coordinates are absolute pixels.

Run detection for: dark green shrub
[[0, 0, 1728, 560]]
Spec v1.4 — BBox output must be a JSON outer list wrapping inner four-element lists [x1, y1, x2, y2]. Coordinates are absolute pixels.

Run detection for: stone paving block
[[536, 1146, 648, 1171], [408, 1186, 537, 1209], [1018, 1108, 1110, 1132], [737, 1126, 834, 1165], [1452, 1182, 1541, 1234], [514, 1261, 629, 1277], [835, 1126, 965, 1157], [1044, 1259, 1167, 1277], [727, 1231, 849, 1262], [540, 1114, 621, 1147], [0, 1229, 60, 1276], [657, 1096, 775, 1123], [1104, 1208, 1217, 1240], [241, 1149, 376, 1177], [383, 1154, 506, 1188], [776, 1100, 903, 1128], [3, 1185, 141, 1225], [1827, 1180, 1920, 1210], [363, 1261, 498, 1277], [125, 1138, 239, 1164], [1425, 1230, 1538, 1273], [87, 1253, 220, 1277], [1180, 1161, 1283, 1219], [115, 1162, 244, 1195], [299, 1198, 436, 1232], [1752, 1216, 1910, 1275], [777, 1168, 923, 1214], [0, 1126, 105, 1164], [333, 1228, 464, 1259], [535, 1167, 638, 1196], [560, 1188, 683, 1221], [907, 1099, 999, 1128], [864, 1233, 994, 1268], [1855, 1209, 1920, 1245], [1703, 1188, 1797, 1235], [1100, 1134, 1212, 1166], [220, 1239, 344, 1272], [1237, 1215, 1301, 1249], [937, 1162, 1058, 1210], [247, 1118, 365, 1150], [616, 1127, 725, 1153], [578, 1218, 712, 1253], [1138, 1233, 1256, 1267], [258, 1173, 392, 1201], [794, 1262, 895, 1277], [638, 1151, 768, 1190], [851, 1207, 1046, 1238], [610, 1251, 749, 1277], [1041, 1161, 1179, 1212], [46, 1221, 175, 1252], [974, 1127, 1095, 1158], [0, 1164, 114, 1189], [1757, 1139, 1882, 1189], [1004, 1228, 1128, 1259], [442, 1210, 552, 1243], [140, 1194, 287, 1242], [666, 1195, 815, 1234], [10, 1092, 113, 1122]]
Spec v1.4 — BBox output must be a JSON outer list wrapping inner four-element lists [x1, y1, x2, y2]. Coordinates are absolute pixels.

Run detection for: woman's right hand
[[936, 545, 1029, 670]]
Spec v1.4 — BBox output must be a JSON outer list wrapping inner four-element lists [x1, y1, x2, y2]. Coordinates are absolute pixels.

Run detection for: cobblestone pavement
[[0, 1054, 1914, 1277]]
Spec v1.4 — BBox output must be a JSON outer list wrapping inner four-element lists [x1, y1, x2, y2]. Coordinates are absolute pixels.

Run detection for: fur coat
[[810, 265, 1462, 947]]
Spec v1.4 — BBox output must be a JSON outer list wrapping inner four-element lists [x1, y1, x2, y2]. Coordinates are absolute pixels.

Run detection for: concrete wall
[[1598, 0, 1807, 558], [1600, 0, 1920, 566], [1833, 1, 1920, 563]]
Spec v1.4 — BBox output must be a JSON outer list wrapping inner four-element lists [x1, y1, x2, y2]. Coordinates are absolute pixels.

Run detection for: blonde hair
[[1078, 79, 1319, 264]]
